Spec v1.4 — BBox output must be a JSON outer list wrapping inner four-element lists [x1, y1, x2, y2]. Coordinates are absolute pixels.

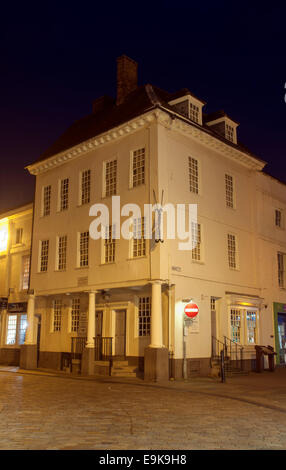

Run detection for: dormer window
[[225, 123, 234, 143], [189, 102, 200, 124], [169, 91, 205, 125], [205, 111, 238, 145]]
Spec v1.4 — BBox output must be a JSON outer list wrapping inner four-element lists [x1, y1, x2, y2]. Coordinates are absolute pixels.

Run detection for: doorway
[[278, 313, 286, 365], [115, 310, 126, 357]]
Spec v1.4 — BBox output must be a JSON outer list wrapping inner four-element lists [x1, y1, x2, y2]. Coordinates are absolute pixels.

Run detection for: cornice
[[26, 107, 265, 176]]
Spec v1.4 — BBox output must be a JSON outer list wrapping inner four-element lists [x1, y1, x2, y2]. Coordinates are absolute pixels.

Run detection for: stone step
[[112, 361, 129, 367], [111, 370, 137, 377]]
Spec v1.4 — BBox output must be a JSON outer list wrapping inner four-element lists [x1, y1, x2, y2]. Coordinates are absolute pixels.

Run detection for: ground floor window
[[138, 297, 151, 337], [6, 314, 27, 345], [230, 308, 258, 345]]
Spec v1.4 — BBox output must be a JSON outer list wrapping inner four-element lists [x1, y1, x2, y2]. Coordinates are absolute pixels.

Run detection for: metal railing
[[224, 336, 244, 370], [71, 337, 87, 359], [94, 336, 113, 361], [211, 335, 226, 359]]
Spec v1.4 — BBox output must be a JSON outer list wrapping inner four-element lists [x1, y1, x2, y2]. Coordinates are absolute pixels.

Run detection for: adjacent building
[[1, 56, 285, 379], [0, 203, 33, 365]]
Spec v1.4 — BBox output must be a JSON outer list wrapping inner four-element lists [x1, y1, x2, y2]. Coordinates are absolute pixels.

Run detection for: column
[[20, 293, 37, 369], [144, 280, 169, 381], [86, 291, 96, 348], [25, 294, 36, 344], [81, 290, 97, 376], [150, 280, 164, 347]]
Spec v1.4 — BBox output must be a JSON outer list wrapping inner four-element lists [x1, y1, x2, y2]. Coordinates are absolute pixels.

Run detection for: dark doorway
[[115, 310, 126, 357], [278, 313, 286, 365]]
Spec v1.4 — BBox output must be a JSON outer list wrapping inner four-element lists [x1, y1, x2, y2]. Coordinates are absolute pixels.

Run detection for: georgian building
[[16, 55, 286, 379], [0, 203, 33, 365]]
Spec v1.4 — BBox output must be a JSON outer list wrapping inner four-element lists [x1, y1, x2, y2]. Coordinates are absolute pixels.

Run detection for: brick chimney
[[116, 55, 138, 105]]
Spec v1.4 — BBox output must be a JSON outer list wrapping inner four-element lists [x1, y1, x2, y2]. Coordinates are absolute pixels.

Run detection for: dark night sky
[[0, 2, 285, 213]]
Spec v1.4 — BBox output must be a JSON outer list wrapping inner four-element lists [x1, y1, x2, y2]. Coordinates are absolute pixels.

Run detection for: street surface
[[0, 367, 286, 449]]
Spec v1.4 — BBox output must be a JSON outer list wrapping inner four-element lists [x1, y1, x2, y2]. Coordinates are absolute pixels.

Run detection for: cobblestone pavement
[[0, 367, 286, 450]]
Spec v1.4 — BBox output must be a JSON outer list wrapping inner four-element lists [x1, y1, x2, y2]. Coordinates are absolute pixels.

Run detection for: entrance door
[[115, 310, 126, 357], [95, 311, 103, 338], [278, 314, 286, 364]]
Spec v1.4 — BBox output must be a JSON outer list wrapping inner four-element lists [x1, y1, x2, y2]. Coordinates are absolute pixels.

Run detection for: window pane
[[6, 315, 17, 345], [138, 297, 151, 337], [19, 315, 27, 345]]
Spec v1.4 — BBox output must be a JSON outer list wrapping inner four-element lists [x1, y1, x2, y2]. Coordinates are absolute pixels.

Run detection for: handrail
[[224, 335, 244, 370]]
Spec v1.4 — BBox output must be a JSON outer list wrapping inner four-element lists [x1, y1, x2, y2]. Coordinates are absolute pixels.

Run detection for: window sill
[[191, 259, 205, 265], [127, 256, 147, 261], [99, 262, 116, 266], [75, 266, 89, 270]]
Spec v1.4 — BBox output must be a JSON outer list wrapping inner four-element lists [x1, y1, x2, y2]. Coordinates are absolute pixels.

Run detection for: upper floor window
[[60, 178, 69, 211], [227, 234, 237, 269], [80, 170, 91, 205], [225, 123, 234, 142], [15, 228, 23, 244], [57, 235, 67, 271], [132, 217, 146, 258], [275, 209, 283, 228], [191, 222, 202, 261], [225, 174, 234, 208], [21, 255, 30, 290], [131, 148, 145, 188], [104, 225, 116, 263], [188, 157, 199, 194], [79, 232, 89, 268], [39, 240, 49, 272], [104, 159, 117, 197], [42, 185, 51, 216], [278, 252, 286, 288]]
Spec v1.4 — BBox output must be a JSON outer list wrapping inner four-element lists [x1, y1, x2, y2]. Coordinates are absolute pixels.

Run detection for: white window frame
[[79, 169, 91, 206], [278, 252, 286, 288], [191, 222, 203, 263], [229, 307, 259, 345], [56, 235, 67, 271], [58, 178, 69, 212], [15, 228, 23, 245], [188, 156, 200, 195], [225, 173, 235, 209], [70, 298, 80, 333], [227, 233, 239, 270], [132, 217, 146, 258], [6, 313, 27, 346], [275, 209, 283, 229], [39, 239, 49, 272], [129, 148, 145, 189], [52, 299, 62, 332], [136, 296, 151, 338], [42, 185, 51, 217], [103, 225, 116, 264], [21, 255, 30, 290], [77, 232, 89, 268], [103, 158, 117, 198]]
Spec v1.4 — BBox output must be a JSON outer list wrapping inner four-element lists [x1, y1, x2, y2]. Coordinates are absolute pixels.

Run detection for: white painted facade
[[23, 101, 286, 375]]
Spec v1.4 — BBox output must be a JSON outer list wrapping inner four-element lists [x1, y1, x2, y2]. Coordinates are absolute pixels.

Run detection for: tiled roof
[[30, 84, 263, 166]]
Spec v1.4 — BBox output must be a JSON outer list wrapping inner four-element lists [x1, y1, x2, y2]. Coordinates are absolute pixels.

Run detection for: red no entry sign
[[184, 302, 199, 318]]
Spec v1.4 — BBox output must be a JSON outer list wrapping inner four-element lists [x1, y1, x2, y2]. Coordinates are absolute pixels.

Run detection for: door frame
[[114, 309, 126, 358], [96, 301, 130, 357]]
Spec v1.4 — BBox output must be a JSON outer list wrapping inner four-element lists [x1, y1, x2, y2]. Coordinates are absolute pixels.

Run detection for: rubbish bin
[[255, 345, 277, 373]]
